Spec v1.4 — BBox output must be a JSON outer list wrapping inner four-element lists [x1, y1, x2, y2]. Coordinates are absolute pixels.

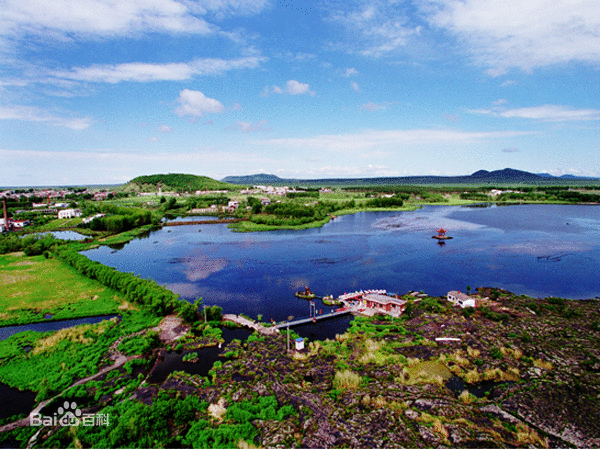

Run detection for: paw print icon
[[57, 401, 82, 426]]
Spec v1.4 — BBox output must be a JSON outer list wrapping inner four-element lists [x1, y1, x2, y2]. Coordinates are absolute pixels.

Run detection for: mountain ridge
[[221, 168, 598, 186]]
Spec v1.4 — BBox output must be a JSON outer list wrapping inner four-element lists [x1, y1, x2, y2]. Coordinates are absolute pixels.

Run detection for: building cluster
[[240, 185, 299, 196], [488, 189, 521, 196], [336, 288, 483, 318], [339, 289, 408, 317]]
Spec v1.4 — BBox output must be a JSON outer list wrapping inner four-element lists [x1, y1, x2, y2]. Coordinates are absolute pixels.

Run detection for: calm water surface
[[83, 205, 600, 322]]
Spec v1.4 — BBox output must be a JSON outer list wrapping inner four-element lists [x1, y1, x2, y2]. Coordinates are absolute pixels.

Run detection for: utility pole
[[309, 301, 315, 318], [287, 315, 294, 352]]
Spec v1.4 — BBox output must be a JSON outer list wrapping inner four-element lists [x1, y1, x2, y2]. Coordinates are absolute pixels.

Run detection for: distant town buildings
[[241, 186, 298, 196]]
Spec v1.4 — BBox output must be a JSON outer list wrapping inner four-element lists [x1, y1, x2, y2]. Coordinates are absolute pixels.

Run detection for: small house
[[58, 209, 82, 219], [362, 293, 407, 314], [447, 291, 476, 308]]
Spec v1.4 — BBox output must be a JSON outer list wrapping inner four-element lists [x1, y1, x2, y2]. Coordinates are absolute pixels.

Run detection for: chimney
[[2, 199, 7, 229]]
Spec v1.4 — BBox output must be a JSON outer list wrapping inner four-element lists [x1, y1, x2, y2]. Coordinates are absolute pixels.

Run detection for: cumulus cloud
[[174, 89, 224, 117], [422, 0, 600, 75], [502, 147, 519, 153], [267, 80, 315, 96], [158, 125, 173, 133], [351, 81, 361, 92]]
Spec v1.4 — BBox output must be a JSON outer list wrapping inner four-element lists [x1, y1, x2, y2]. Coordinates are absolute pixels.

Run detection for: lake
[[83, 204, 600, 323]]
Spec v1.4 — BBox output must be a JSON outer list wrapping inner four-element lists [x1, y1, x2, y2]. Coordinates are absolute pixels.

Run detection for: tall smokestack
[[2, 199, 7, 230]]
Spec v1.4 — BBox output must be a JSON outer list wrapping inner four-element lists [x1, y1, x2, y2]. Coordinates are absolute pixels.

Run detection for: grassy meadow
[[0, 252, 124, 326]]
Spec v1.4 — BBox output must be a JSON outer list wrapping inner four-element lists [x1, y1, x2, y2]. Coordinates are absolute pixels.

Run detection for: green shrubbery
[[53, 246, 187, 316], [0, 233, 58, 255]]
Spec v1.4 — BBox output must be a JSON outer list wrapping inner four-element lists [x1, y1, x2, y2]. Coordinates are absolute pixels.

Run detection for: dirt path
[[222, 314, 279, 335], [152, 315, 190, 343]]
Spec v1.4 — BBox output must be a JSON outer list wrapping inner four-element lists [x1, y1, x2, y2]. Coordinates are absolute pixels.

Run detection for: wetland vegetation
[[1, 173, 599, 448]]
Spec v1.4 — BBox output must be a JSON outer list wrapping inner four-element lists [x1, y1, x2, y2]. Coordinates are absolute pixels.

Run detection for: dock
[[274, 308, 352, 329]]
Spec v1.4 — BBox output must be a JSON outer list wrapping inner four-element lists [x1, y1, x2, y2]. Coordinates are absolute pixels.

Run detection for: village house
[[362, 293, 407, 314], [58, 209, 82, 219], [447, 291, 476, 308]]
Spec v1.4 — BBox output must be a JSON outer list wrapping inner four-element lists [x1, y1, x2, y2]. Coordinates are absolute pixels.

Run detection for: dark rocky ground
[[17, 289, 600, 448]]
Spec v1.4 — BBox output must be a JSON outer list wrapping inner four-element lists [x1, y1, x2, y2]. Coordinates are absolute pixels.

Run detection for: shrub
[[333, 370, 361, 390]]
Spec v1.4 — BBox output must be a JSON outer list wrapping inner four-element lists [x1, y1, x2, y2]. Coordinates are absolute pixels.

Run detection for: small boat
[[432, 227, 453, 240], [295, 287, 316, 299]]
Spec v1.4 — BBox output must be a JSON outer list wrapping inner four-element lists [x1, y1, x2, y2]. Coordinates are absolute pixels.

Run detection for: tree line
[[53, 246, 188, 316]]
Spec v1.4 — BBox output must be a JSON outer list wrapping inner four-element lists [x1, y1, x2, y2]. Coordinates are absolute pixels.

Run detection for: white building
[[447, 291, 476, 308], [58, 209, 82, 219]]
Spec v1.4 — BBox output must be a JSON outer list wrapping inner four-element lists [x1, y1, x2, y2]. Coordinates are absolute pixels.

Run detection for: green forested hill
[[124, 174, 235, 192]]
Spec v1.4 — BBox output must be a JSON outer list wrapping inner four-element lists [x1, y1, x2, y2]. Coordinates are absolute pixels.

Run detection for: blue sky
[[1, 0, 599, 186]]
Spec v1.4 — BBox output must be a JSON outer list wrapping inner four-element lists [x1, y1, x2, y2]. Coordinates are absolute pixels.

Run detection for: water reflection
[[147, 327, 251, 384], [0, 315, 119, 342], [84, 205, 600, 321]]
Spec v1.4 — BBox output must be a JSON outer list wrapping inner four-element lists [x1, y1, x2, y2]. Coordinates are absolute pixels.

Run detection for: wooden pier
[[274, 308, 351, 329]]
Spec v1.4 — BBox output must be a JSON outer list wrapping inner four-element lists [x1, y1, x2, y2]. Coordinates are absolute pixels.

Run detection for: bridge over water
[[273, 308, 352, 329]]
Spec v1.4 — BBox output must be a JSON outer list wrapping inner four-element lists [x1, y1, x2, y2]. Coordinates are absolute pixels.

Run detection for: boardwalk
[[274, 308, 351, 329]]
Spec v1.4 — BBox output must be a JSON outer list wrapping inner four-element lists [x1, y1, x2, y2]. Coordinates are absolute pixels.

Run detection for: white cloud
[[360, 101, 389, 111], [422, 0, 600, 75], [226, 119, 269, 133], [50, 57, 266, 84], [327, 1, 421, 57], [0, 104, 91, 129], [158, 125, 173, 133], [470, 104, 600, 121], [258, 128, 534, 151], [269, 80, 315, 96], [0, 0, 215, 40], [174, 90, 224, 117], [502, 147, 519, 153], [343, 67, 359, 77], [351, 81, 361, 92], [0, 0, 271, 47]]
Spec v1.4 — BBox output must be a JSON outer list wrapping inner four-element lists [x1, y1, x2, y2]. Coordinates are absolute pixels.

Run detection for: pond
[[83, 204, 600, 323], [0, 382, 37, 422], [33, 231, 88, 240], [445, 375, 514, 398], [147, 327, 252, 384], [0, 315, 119, 342], [161, 215, 220, 223]]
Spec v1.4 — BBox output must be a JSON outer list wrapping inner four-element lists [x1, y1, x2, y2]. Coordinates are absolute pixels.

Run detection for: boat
[[294, 287, 316, 299], [432, 227, 453, 240]]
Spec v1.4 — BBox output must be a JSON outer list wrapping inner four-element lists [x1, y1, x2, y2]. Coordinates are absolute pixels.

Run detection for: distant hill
[[124, 174, 234, 192], [467, 168, 544, 183], [222, 168, 598, 187], [221, 173, 284, 185]]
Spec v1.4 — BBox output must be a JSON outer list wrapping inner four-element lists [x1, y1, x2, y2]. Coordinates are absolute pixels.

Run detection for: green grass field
[[0, 253, 125, 326]]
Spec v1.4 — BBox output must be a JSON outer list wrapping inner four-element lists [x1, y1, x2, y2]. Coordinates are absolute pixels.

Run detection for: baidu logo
[[30, 401, 109, 427]]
